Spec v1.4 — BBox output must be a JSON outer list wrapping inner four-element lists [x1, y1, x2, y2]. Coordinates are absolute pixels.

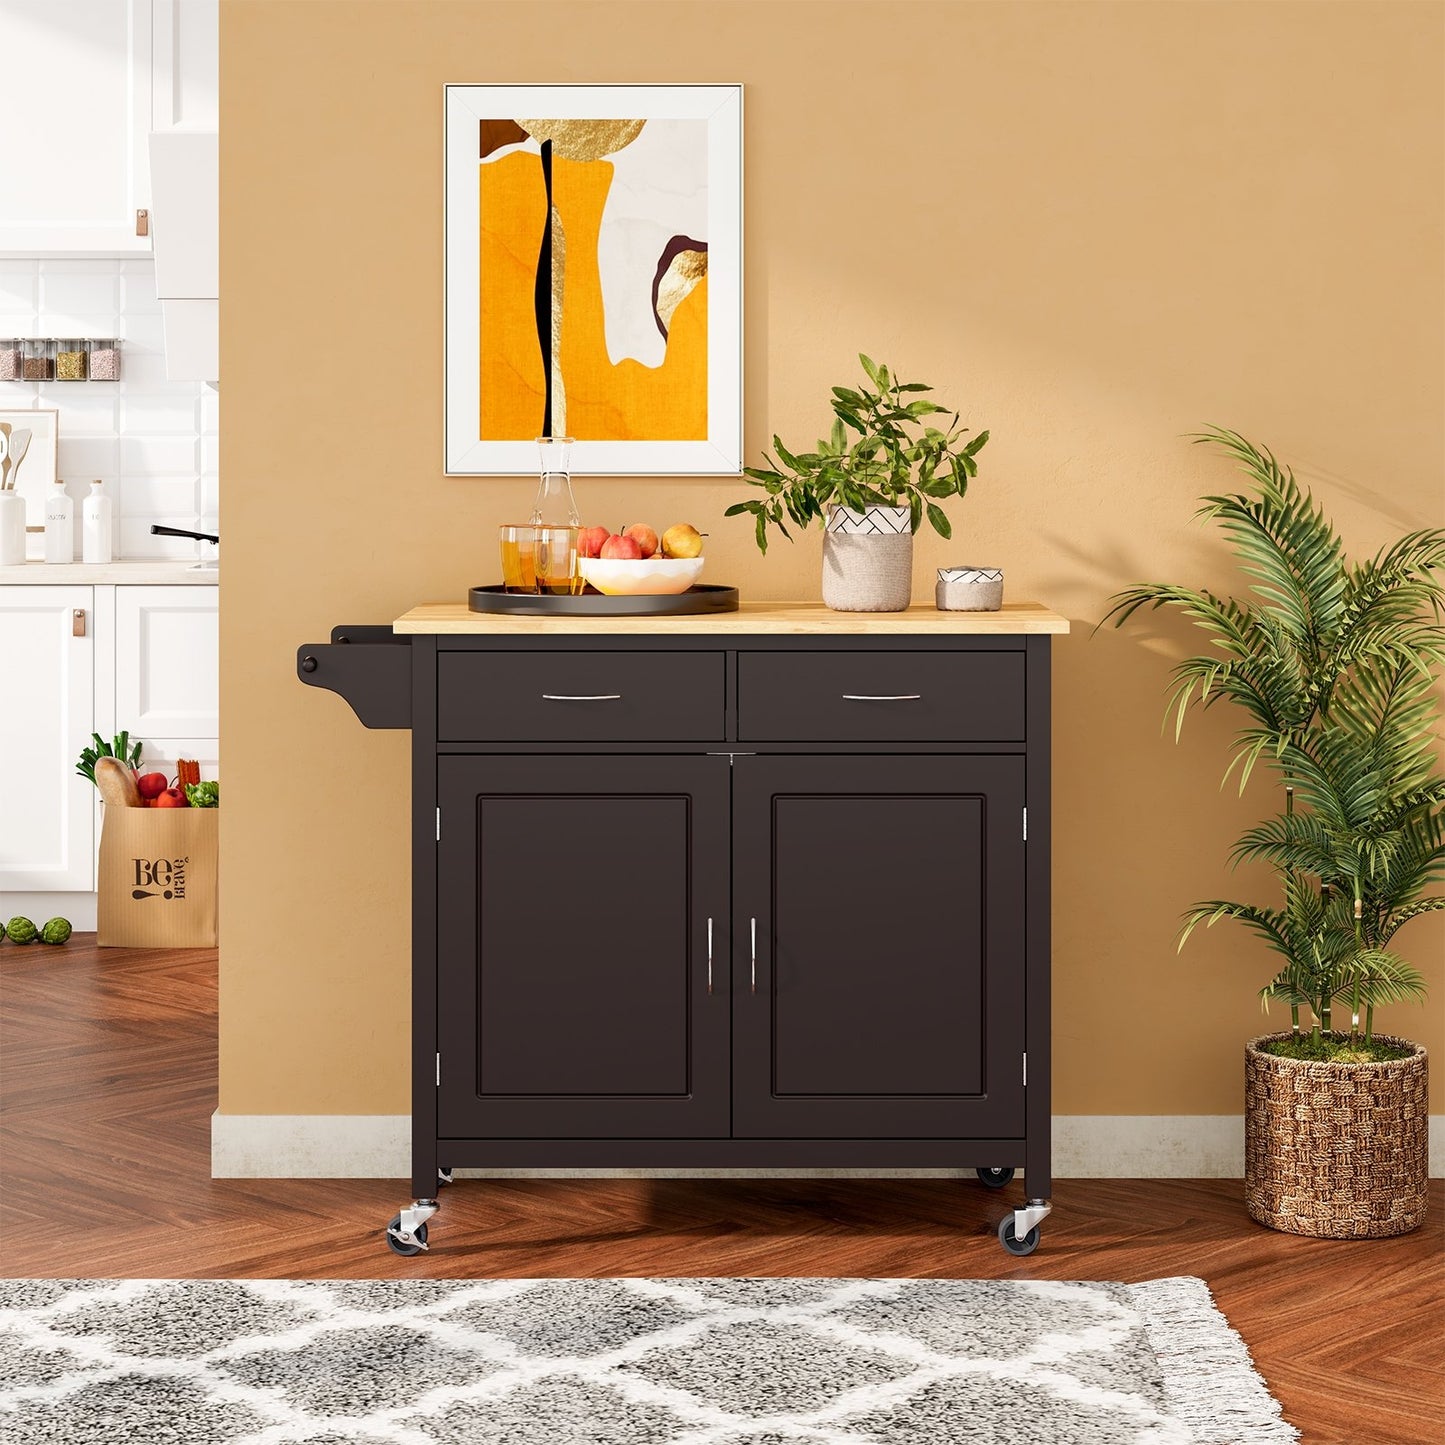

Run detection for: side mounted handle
[[841, 694, 922, 701], [750, 917, 757, 995], [297, 636, 411, 729], [706, 917, 713, 996]]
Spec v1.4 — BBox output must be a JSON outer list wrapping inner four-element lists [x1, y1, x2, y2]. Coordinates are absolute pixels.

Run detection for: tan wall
[[220, 0, 1444, 1117]]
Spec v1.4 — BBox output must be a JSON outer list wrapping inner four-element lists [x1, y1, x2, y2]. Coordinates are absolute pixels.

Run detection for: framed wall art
[[445, 84, 742, 475]]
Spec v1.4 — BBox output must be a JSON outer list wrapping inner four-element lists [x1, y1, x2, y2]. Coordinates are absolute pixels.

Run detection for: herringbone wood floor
[[1, 939, 1440, 1443]]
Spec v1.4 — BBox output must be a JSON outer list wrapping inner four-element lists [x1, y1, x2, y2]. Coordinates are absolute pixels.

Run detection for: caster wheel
[[998, 1216, 1040, 1256], [976, 1167, 1015, 1189], [385, 1214, 429, 1257]]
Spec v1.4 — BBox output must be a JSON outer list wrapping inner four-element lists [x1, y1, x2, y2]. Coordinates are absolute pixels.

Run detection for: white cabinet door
[[151, 0, 218, 130], [0, 587, 95, 891], [115, 585, 217, 739], [0, 1, 156, 256]]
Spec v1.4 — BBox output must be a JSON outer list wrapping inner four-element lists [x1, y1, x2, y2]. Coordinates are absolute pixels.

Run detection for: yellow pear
[[661, 523, 704, 559]]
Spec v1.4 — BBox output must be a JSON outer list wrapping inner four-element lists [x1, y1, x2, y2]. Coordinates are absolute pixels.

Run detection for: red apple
[[622, 523, 659, 559], [578, 524, 610, 559], [154, 786, 189, 808], [600, 533, 642, 560], [136, 772, 169, 800]]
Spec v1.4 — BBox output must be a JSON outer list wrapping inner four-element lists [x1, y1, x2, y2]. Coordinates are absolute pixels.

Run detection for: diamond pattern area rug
[[0, 1276, 1296, 1444]]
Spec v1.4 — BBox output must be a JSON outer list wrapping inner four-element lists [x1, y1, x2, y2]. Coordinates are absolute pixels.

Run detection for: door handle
[[72, 608, 86, 637], [706, 916, 713, 995], [540, 694, 622, 701], [750, 917, 757, 994], [841, 693, 921, 701]]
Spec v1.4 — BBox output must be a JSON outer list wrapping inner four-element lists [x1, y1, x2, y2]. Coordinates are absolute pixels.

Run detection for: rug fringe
[[1130, 1276, 1299, 1444]]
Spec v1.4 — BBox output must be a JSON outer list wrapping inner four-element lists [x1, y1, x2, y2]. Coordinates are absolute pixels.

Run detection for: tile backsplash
[[0, 258, 217, 560]]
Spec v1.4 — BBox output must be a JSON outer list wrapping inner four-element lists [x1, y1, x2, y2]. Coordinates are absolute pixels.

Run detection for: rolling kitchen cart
[[298, 600, 1068, 1256]]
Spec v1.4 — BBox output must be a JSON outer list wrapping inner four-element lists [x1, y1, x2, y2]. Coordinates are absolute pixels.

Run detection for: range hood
[[148, 131, 218, 383]]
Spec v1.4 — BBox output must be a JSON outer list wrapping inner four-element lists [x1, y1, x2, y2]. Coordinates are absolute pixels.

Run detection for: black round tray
[[469, 583, 739, 617]]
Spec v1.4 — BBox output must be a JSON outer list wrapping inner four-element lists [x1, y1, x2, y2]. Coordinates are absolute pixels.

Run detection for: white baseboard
[[0, 891, 96, 932], [212, 1112, 1445, 1180]]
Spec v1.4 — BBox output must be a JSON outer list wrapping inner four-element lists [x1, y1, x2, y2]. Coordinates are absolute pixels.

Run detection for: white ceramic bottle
[[82, 480, 113, 564], [43, 479, 73, 563]]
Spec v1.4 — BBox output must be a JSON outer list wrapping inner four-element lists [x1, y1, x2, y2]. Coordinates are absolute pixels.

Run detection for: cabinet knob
[[301, 655, 318, 673], [136, 208, 149, 237]]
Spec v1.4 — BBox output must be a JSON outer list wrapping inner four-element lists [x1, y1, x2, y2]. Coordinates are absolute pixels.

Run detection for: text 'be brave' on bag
[[97, 803, 218, 947]]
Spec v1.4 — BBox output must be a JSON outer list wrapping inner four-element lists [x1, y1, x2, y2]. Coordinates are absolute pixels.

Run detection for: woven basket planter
[[1244, 1032, 1429, 1238], [821, 504, 913, 612]]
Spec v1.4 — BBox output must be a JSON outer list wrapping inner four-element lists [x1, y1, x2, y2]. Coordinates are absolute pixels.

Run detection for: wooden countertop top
[[393, 600, 1069, 635]]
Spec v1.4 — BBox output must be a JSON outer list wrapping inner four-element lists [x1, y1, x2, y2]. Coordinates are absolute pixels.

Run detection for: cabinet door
[[436, 755, 731, 1139], [732, 755, 1026, 1139], [115, 586, 218, 739], [0, 587, 94, 890], [0, 1, 155, 255]]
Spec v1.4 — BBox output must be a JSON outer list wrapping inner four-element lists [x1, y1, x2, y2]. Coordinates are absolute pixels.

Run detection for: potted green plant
[[1106, 429, 1443, 1237], [727, 355, 988, 611]]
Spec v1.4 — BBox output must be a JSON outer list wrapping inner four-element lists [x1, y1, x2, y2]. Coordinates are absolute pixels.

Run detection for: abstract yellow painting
[[446, 86, 741, 475]]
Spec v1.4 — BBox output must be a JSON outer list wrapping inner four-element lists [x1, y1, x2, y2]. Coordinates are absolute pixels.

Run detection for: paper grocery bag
[[97, 804, 218, 947]]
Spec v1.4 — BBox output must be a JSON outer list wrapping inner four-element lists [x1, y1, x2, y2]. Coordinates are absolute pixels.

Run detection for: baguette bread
[[94, 756, 142, 808]]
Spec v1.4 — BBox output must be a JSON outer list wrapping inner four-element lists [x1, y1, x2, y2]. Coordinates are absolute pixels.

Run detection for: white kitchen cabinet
[[0, 575, 216, 927], [0, 0, 218, 258], [115, 585, 218, 739], [0, 587, 95, 892]]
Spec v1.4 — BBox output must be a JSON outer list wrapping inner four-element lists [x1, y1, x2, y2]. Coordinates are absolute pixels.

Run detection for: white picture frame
[[445, 84, 742, 476], [0, 408, 59, 556]]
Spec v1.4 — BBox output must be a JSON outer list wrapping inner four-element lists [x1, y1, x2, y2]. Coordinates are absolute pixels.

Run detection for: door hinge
[[435, 806, 441, 842], [1022, 806, 1028, 841], [436, 1052, 441, 1087], [1023, 1052, 1028, 1087]]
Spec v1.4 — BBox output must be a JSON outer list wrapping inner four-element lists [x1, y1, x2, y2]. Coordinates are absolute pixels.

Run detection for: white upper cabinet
[[152, 0, 218, 130], [0, 0, 218, 258]]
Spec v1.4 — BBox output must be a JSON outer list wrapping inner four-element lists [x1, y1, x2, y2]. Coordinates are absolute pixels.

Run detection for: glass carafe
[[530, 435, 579, 527]]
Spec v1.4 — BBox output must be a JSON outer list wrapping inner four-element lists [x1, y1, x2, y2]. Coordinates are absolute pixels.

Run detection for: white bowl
[[578, 556, 704, 596]]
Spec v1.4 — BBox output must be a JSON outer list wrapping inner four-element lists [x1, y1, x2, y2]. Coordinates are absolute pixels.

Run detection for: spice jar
[[0, 340, 20, 381], [21, 338, 54, 382], [55, 339, 88, 381], [87, 338, 121, 382]]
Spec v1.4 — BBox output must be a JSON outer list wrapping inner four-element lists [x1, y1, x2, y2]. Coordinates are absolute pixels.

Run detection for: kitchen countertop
[[393, 600, 1069, 635], [0, 561, 219, 585]]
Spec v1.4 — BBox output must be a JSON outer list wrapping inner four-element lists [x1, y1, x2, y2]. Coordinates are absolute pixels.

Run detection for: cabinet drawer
[[438, 651, 725, 741], [738, 650, 1025, 741]]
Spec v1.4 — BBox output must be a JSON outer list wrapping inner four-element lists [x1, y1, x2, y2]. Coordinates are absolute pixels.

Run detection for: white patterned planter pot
[[821, 504, 913, 612], [937, 567, 1003, 612]]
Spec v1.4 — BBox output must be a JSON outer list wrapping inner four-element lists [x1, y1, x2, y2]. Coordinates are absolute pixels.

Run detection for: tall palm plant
[[1105, 429, 1445, 1045]]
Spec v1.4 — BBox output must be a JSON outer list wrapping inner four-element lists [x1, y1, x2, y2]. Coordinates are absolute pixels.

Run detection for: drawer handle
[[540, 693, 622, 701], [750, 916, 757, 995], [841, 693, 922, 701], [706, 917, 713, 995]]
